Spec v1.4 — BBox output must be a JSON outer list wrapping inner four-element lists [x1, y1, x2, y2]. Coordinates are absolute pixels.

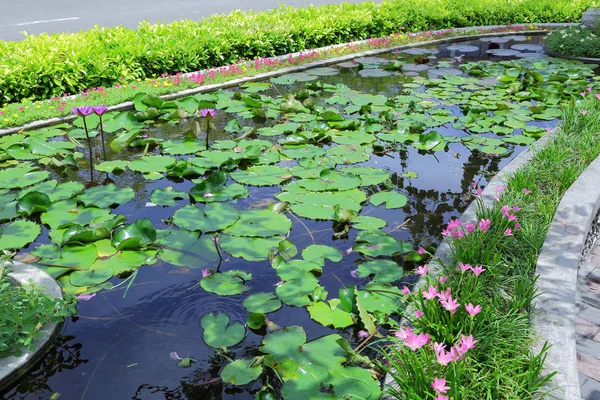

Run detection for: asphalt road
[[1, 0, 378, 41]]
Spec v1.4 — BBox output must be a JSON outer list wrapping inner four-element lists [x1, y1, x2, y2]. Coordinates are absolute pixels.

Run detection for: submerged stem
[[98, 115, 107, 161], [82, 116, 94, 182]]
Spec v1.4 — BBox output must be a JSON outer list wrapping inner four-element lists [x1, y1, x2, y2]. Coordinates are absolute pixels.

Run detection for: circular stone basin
[[511, 44, 543, 52], [399, 48, 439, 55], [480, 37, 510, 44], [354, 57, 390, 65], [428, 67, 463, 77], [486, 49, 523, 57], [402, 64, 430, 72], [446, 44, 480, 53], [358, 69, 394, 77]]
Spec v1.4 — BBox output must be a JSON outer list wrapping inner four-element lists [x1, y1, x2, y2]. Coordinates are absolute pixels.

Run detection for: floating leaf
[[200, 270, 252, 296], [200, 313, 245, 348], [162, 138, 205, 155], [243, 292, 282, 314], [353, 230, 412, 257], [112, 218, 156, 250], [276, 274, 320, 307], [223, 209, 292, 237], [0, 164, 49, 189], [16, 191, 51, 216], [157, 229, 219, 267], [77, 184, 134, 208], [302, 245, 343, 266], [221, 359, 263, 385], [220, 235, 283, 261], [129, 155, 176, 174], [41, 200, 113, 230], [189, 170, 249, 203], [230, 165, 292, 186], [307, 299, 354, 328], [173, 203, 239, 232], [0, 220, 40, 250], [369, 191, 408, 209], [356, 260, 403, 283], [352, 216, 387, 230], [149, 187, 187, 206]]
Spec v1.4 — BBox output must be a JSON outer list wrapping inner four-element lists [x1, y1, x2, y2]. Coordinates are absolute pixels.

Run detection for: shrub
[[0, 0, 597, 104], [546, 25, 600, 58]]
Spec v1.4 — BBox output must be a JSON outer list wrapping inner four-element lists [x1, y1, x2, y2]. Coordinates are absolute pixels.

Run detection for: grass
[[546, 25, 600, 58], [0, 25, 545, 131], [381, 91, 600, 398]]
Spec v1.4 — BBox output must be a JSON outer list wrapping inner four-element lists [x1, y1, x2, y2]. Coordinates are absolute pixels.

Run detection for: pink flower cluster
[[395, 326, 430, 351], [441, 218, 478, 238], [458, 262, 486, 276], [433, 334, 478, 366]]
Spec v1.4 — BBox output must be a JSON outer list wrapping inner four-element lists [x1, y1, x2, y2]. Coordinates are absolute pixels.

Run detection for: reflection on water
[[1, 34, 567, 400]]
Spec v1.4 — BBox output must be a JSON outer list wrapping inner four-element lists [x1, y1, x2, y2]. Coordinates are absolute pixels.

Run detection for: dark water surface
[[2, 34, 564, 400]]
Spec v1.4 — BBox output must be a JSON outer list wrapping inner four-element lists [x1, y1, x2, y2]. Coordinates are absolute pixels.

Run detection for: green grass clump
[[0, 266, 74, 357], [546, 25, 600, 58], [0, 0, 597, 105], [382, 92, 600, 399]]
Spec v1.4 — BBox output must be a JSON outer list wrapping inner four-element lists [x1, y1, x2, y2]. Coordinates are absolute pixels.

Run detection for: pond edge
[[0, 262, 64, 392], [544, 48, 600, 64], [382, 132, 555, 397], [0, 23, 574, 138]]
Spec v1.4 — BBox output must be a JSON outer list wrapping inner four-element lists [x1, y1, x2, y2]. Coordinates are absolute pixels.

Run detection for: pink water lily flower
[[431, 377, 450, 394], [417, 246, 426, 254], [200, 108, 216, 117], [71, 106, 93, 116], [201, 269, 213, 278], [92, 105, 108, 116], [465, 303, 482, 316], [76, 292, 96, 301], [415, 265, 429, 276]]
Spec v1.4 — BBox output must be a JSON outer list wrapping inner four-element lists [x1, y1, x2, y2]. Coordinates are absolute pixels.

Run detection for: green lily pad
[[95, 160, 130, 173], [221, 359, 263, 385], [200, 313, 245, 348], [243, 292, 282, 314], [149, 187, 187, 206], [223, 209, 292, 237], [77, 184, 134, 208], [352, 216, 387, 230], [173, 203, 239, 232], [307, 299, 354, 328], [302, 245, 343, 266], [200, 270, 252, 296], [220, 235, 284, 261], [157, 229, 220, 267], [230, 165, 292, 186], [129, 155, 176, 174], [0, 164, 49, 190], [273, 260, 322, 281], [356, 260, 404, 283], [369, 191, 408, 209], [297, 170, 362, 192], [276, 274, 320, 307], [162, 138, 205, 155], [189, 170, 249, 203], [353, 230, 412, 257], [41, 200, 113, 230], [112, 218, 156, 250], [0, 220, 41, 250], [340, 166, 390, 186], [69, 265, 113, 287], [16, 191, 51, 216]]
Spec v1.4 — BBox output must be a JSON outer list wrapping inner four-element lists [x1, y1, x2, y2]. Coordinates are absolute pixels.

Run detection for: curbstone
[[0, 262, 64, 392], [582, 8, 600, 30]]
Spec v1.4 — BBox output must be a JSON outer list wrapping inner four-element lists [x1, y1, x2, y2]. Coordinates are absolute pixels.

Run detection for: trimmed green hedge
[[0, 0, 597, 104]]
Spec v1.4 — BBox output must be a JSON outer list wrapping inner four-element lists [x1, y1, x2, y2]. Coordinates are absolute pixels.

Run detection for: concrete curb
[[0, 23, 573, 138], [544, 49, 600, 64], [531, 155, 600, 399], [382, 133, 555, 397], [0, 262, 64, 392]]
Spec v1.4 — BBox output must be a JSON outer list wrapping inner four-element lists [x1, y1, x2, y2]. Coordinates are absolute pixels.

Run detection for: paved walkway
[[577, 233, 600, 400]]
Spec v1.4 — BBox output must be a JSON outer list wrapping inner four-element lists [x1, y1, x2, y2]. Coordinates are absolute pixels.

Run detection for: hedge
[[0, 0, 597, 104]]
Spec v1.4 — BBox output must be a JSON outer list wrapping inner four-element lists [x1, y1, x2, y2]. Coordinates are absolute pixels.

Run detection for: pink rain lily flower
[[436, 349, 454, 366], [582, 110, 588, 115], [431, 377, 451, 394], [440, 295, 460, 314], [545, 127, 553, 133], [451, 229, 464, 239], [437, 287, 452, 302], [501, 205, 510, 217], [405, 331, 430, 351], [200, 108, 216, 117], [92, 105, 108, 116], [507, 214, 517, 221], [458, 262, 472, 272], [465, 303, 482, 317], [358, 330, 370, 339], [460, 334, 478, 351], [415, 310, 423, 318], [201, 269, 213, 278], [422, 285, 438, 300], [401, 286, 410, 295], [596, 93, 600, 100], [504, 228, 513, 236], [580, 91, 586, 97], [515, 222, 521, 230], [447, 219, 462, 231], [465, 223, 475, 233], [495, 185, 505, 192], [523, 188, 532, 195], [433, 342, 446, 354], [435, 394, 450, 400], [471, 265, 486, 276], [478, 219, 491, 232], [395, 326, 410, 341], [417, 246, 426, 254], [415, 265, 429, 276], [439, 276, 448, 284]]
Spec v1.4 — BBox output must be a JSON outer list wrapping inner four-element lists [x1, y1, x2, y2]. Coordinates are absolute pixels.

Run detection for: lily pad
[[220, 235, 284, 261], [189, 171, 249, 203], [356, 260, 404, 283], [77, 184, 134, 208], [243, 292, 282, 314], [369, 191, 408, 209], [200, 270, 252, 296], [129, 155, 176, 174], [157, 229, 220, 267], [307, 299, 354, 328], [353, 230, 412, 257], [230, 165, 292, 186], [173, 203, 239, 233], [302, 245, 343, 266], [201, 313, 245, 348], [0, 220, 41, 250], [221, 359, 263, 385], [149, 187, 187, 206], [223, 209, 292, 237]]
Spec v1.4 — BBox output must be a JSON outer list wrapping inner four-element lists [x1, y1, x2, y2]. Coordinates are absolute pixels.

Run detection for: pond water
[[1, 34, 598, 400]]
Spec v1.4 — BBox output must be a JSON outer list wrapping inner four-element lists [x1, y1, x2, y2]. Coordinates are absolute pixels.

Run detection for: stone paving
[[577, 242, 600, 400]]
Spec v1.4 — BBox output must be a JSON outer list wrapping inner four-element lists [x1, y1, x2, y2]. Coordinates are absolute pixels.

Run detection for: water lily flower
[[200, 108, 216, 117], [71, 106, 93, 116], [523, 188, 533, 195], [401, 286, 410, 295], [76, 293, 96, 301], [478, 219, 491, 232], [458, 262, 471, 272], [170, 351, 182, 361], [350, 269, 358, 278], [417, 246, 425, 254], [471, 265, 486, 276], [465, 303, 482, 317], [93, 105, 107, 115], [422, 285, 438, 300], [415, 265, 429, 276], [358, 330, 370, 339], [431, 377, 450, 394], [201, 269, 212, 278]]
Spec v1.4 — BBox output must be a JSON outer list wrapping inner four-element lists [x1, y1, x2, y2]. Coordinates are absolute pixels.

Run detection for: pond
[[1, 34, 598, 400]]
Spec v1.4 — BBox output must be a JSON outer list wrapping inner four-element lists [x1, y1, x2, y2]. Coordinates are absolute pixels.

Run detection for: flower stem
[[98, 116, 107, 161], [82, 116, 94, 182]]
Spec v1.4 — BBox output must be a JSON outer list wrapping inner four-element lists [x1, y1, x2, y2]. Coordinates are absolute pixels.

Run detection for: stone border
[[544, 49, 600, 64], [0, 262, 64, 392], [0, 23, 574, 137], [531, 154, 600, 399], [382, 133, 555, 397]]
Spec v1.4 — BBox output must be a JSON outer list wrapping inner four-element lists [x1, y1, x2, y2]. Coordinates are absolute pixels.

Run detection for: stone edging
[[382, 133, 555, 397], [544, 48, 600, 64], [0, 23, 574, 138], [531, 153, 600, 399], [0, 262, 64, 392]]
